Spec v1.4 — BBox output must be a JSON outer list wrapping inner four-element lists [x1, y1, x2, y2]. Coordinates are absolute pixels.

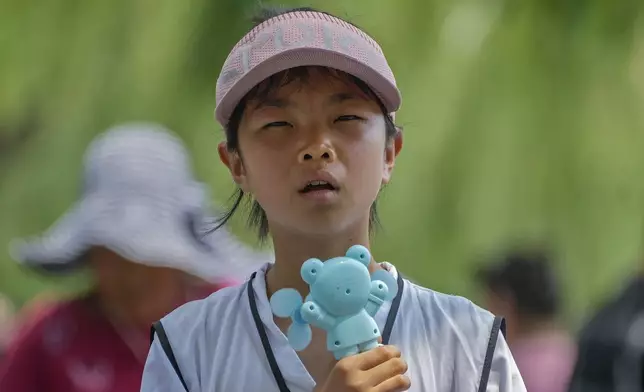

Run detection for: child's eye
[[263, 121, 291, 129], [335, 115, 364, 122]]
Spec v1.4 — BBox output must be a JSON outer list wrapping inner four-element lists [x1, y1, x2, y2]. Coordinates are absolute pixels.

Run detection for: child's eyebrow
[[328, 92, 370, 104], [253, 98, 289, 110], [252, 91, 369, 112], [329, 92, 356, 103]]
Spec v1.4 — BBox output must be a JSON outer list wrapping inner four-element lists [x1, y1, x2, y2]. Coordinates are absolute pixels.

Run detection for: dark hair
[[477, 249, 561, 319], [212, 6, 399, 240]]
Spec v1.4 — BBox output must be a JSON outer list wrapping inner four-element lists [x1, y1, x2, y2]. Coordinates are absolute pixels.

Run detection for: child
[[141, 6, 526, 392]]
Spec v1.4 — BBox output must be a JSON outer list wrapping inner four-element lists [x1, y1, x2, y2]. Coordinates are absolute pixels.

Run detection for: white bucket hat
[[10, 123, 270, 283]]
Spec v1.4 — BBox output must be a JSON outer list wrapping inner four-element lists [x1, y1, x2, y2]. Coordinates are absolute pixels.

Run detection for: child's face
[[222, 67, 402, 236]]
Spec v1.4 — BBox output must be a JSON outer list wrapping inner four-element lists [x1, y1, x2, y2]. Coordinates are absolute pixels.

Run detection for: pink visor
[[214, 11, 402, 127]]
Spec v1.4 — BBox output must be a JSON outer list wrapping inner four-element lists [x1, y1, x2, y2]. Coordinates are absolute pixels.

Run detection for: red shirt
[[0, 283, 232, 392]]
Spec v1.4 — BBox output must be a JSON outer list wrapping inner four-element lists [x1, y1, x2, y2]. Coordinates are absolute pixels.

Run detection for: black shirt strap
[[248, 272, 291, 392], [477, 316, 506, 392], [150, 320, 189, 392], [381, 272, 405, 345]]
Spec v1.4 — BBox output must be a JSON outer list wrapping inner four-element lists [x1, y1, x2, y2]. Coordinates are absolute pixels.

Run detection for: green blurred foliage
[[0, 0, 643, 329]]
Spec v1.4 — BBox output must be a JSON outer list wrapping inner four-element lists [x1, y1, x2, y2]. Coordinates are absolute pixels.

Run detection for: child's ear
[[382, 128, 403, 185], [218, 142, 249, 192]]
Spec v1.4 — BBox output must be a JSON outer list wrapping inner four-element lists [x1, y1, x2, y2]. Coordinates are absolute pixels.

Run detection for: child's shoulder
[[402, 279, 497, 337], [407, 280, 492, 317], [399, 279, 503, 375]]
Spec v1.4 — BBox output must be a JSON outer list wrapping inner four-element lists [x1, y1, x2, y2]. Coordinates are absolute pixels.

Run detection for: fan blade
[[270, 288, 302, 318], [287, 323, 312, 351]]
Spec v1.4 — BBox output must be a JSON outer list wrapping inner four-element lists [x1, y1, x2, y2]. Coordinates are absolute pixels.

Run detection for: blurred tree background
[[1, 0, 643, 329]]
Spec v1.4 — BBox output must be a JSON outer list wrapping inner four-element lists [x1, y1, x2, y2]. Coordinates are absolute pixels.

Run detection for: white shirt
[[141, 263, 526, 391]]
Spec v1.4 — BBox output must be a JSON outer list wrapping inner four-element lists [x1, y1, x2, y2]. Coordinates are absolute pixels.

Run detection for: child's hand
[[315, 345, 410, 392]]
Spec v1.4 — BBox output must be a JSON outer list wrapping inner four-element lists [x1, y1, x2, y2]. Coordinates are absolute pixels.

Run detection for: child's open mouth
[[298, 180, 340, 203], [299, 180, 337, 193]]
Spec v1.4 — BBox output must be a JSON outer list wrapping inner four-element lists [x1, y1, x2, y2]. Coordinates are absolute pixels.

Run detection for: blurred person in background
[[0, 293, 16, 359], [477, 249, 576, 392], [0, 123, 269, 391], [567, 265, 644, 391]]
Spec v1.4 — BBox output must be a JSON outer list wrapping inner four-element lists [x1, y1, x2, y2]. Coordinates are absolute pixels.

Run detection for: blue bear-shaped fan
[[269, 245, 399, 359]]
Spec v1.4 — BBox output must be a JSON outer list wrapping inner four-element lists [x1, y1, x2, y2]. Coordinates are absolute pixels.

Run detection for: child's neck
[[265, 226, 381, 298]]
